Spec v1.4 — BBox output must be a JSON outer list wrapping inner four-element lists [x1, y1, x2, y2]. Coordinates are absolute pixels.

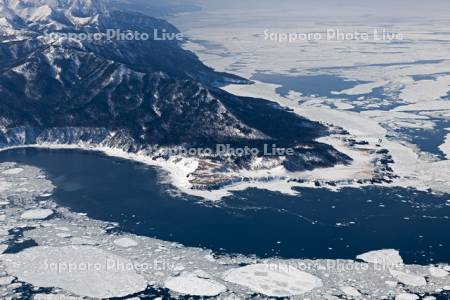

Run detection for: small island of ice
[[164, 271, 227, 296], [2, 246, 148, 298], [223, 263, 323, 297], [389, 269, 427, 287], [20, 208, 54, 220]]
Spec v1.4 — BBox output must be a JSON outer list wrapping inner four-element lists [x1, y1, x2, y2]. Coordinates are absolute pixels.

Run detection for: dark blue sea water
[[1, 148, 449, 265], [397, 119, 450, 159], [251, 68, 450, 112], [251, 73, 363, 98], [250, 72, 398, 111]]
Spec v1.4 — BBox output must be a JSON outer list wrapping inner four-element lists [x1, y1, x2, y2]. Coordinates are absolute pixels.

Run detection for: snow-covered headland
[[0, 128, 397, 202], [3, 0, 449, 202], [0, 162, 449, 299], [168, 8, 450, 198], [224, 81, 450, 196]]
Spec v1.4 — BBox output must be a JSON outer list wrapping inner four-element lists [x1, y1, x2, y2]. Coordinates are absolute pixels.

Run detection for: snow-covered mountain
[[0, 0, 351, 188]]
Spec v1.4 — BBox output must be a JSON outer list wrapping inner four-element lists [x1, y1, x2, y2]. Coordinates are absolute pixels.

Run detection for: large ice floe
[[20, 208, 54, 220], [356, 249, 404, 266], [164, 271, 227, 296], [223, 263, 323, 297], [0, 162, 449, 299], [2, 246, 148, 298]]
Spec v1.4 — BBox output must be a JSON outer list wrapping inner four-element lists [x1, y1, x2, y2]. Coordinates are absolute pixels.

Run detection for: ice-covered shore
[[2, 83, 447, 202], [440, 129, 450, 160], [0, 162, 449, 299], [223, 81, 450, 196], [168, 7, 450, 198], [0, 129, 395, 202]]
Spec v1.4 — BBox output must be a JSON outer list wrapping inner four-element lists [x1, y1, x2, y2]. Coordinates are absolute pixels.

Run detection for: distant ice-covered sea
[[170, 8, 450, 196]]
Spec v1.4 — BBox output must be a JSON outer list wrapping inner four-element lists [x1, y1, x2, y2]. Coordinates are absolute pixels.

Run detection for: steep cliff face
[[0, 0, 351, 188]]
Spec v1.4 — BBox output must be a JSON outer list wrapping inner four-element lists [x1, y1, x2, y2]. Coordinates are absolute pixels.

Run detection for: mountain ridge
[[0, 0, 352, 190]]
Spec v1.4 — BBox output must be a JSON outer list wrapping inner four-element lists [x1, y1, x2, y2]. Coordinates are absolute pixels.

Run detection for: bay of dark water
[[1, 148, 449, 264]]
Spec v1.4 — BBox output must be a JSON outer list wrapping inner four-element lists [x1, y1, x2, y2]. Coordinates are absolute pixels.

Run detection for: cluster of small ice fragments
[[0, 162, 449, 299]]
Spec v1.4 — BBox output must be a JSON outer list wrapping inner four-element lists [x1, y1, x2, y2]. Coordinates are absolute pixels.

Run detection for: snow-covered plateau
[[0, 162, 449, 299]]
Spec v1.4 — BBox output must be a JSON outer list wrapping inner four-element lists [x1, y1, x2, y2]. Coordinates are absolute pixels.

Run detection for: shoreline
[[1, 161, 449, 298], [222, 81, 450, 195], [169, 10, 450, 197], [1, 136, 447, 204]]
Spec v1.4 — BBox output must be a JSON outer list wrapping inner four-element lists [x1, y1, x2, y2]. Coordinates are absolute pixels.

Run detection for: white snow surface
[[389, 269, 427, 287], [1, 167, 24, 175], [399, 76, 450, 103], [395, 293, 419, 300], [0, 276, 15, 285], [33, 295, 82, 300], [164, 271, 227, 296], [428, 266, 449, 278], [223, 263, 323, 297], [0, 245, 8, 254], [168, 5, 450, 197], [0, 181, 9, 192], [113, 237, 138, 248], [1, 245, 148, 298], [340, 286, 362, 297], [356, 249, 404, 267], [20, 208, 54, 220]]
